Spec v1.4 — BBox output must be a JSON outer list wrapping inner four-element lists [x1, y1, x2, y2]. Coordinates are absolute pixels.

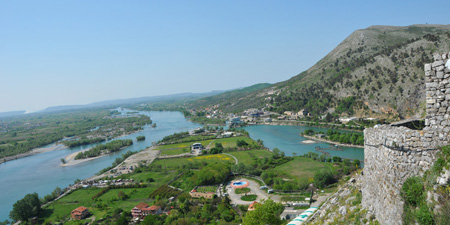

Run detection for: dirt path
[[223, 153, 238, 165]]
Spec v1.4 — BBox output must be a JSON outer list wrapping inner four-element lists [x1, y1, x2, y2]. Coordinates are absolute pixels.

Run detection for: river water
[[0, 110, 202, 221], [0, 111, 364, 221], [244, 125, 364, 161]]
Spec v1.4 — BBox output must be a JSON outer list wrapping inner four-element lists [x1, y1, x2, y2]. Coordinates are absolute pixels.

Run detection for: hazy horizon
[[1, 0, 448, 113]]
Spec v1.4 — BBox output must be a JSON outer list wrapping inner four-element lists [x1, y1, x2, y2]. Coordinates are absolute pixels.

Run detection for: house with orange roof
[[131, 202, 162, 219], [248, 201, 259, 211], [71, 206, 89, 220]]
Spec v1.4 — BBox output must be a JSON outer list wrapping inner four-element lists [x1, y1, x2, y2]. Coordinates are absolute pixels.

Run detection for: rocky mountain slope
[[190, 24, 450, 120]]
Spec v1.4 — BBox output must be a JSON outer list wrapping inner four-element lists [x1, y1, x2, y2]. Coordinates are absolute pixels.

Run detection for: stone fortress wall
[[361, 52, 450, 225]]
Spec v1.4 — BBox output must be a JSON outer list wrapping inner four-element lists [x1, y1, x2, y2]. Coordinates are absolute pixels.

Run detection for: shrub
[[314, 170, 335, 189], [401, 176, 424, 207], [416, 204, 434, 225], [353, 159, 361, 167]]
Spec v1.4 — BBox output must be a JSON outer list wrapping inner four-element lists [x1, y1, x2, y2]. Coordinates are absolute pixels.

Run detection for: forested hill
[[190, 24, 450, 119], [187, 83, 272, 113]]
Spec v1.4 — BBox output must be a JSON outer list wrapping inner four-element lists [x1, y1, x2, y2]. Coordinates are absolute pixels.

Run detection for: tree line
[[75, 139, 133, 160]]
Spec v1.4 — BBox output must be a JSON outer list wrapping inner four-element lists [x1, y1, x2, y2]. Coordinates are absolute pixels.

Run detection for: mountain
[[188, 83, 272, 113], [0, 110, 26, 118], [40, 91, 226, 113], [189, 24, 450, 120]]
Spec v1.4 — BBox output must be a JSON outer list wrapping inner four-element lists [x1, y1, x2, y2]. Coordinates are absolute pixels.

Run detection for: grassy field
[[273, 157, 335, 179], [40, 186, 155, 224], [160, 148, 190, 155], [155, 139, 213, 150], [151, 154, 235, 168], [213, 136, 256, 148], [154, 136, 256, 151], [227, 150, 273, 165], [196, 186, 217, 193]]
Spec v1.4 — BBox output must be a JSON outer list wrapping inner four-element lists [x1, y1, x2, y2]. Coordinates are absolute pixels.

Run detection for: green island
[[74, 139, 134, 160], [136, 136, 145, 141], [9, 127, 362, 225]]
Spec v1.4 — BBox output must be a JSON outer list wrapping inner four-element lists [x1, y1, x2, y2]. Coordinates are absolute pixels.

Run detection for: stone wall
[[361, 52, 450, 225]]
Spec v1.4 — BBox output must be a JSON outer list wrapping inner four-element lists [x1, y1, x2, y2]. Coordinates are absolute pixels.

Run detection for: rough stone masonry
[[361, 52, 450, 225]]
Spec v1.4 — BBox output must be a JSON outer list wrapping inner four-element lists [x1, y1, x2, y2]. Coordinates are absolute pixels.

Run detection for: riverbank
[[61, 148, 104, 167], [0, 143, 67, 165], [86, 146, 159, 181], [247, 120, 364, 132], [302, 135, 364, 148]]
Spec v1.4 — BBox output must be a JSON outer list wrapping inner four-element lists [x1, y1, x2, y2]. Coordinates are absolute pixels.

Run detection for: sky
[[0, 0, 449, 113]]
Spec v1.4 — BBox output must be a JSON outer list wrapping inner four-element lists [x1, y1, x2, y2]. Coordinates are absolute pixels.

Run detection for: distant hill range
[[0, 110, 26, 118], [188, 24, 450, 120], [40, 91, 225, 113]]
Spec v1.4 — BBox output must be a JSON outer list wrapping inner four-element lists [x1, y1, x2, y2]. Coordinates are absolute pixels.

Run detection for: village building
[[71, 206, 89, 220], [191, 143, 203, 152], [297, 109, 309, 118], [189, 189, 215, 199], [229, 117, 242, 126], [131, 203, 162, 219]]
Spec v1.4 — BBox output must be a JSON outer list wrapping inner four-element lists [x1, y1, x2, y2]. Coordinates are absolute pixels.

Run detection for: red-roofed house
[[131, 203, 162, 219], [71, 206, 89, 220], [248, 201, 259, 211]]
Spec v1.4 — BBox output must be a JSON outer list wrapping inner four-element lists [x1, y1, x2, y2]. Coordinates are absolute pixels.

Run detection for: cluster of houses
[[280, 110, 310, 120], [188, 104, 225, 120], [71, 178, 135, 189], [227, 108, 311, 126]]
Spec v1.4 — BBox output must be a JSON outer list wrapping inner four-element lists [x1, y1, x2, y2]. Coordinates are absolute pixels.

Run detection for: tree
[[117, 191, 127, 200], [142, 214, 165, 225], [10, 193, 42, 221], [242, 199, 284, 225], [114, 211, 131, 225], [314, 170, 336, 189]]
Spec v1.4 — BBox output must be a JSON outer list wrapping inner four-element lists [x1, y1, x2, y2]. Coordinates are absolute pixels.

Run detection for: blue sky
[[0, 0, 448, 113]]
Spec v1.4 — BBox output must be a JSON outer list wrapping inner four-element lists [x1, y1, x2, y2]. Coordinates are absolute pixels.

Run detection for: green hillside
[[188, 83, 272, 113], [189, 25, 450, 120]]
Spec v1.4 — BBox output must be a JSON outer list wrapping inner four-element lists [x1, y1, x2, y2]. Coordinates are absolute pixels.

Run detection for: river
[[0, 112, 364, 221], [244, 125, 364, 161], [0, 110, 202, 221]]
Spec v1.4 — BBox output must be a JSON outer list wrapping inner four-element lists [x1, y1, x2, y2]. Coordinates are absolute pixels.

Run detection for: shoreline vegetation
[[301, 135, 364, 148], [74, 139, 133, 160], [251, 120, 365, 132], [0, 143, 67, 165], [0, 124, 145, 165], [61, 139, 137, 167], [300, 129, 364, 147], [0, 108, 151, 164]]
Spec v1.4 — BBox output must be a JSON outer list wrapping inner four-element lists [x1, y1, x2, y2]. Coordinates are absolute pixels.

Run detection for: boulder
[[339, 206, 347, 216]]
